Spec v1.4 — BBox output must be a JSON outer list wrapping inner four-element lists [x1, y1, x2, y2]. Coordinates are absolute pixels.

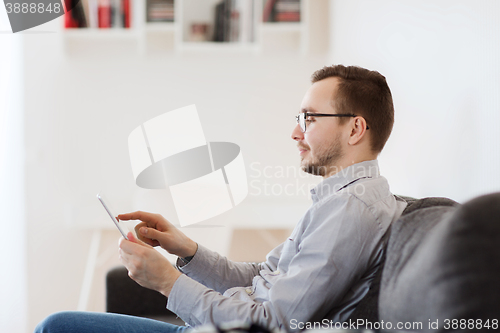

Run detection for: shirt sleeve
[[167, 195, 384, 332], [177, 242, 282, 294]]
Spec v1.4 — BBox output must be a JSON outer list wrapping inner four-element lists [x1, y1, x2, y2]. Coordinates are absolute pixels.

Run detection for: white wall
[[21, 16, 328, 332], [11, 1, 500, 331], [329, 0, 500, 202], [0, 13, 27, 333]]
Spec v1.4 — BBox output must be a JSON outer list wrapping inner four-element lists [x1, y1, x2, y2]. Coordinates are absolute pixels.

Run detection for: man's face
[[291, 77, 347, 177]]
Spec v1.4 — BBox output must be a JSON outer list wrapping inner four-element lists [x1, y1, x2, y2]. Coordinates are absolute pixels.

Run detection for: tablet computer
[[97, 192, 129, 240]]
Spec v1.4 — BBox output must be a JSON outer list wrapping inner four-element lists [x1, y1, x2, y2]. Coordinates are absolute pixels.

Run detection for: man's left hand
[[119, 232, 182, 297]]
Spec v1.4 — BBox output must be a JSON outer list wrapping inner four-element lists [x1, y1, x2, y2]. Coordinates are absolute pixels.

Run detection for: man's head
[[291, 65, 395, 178]]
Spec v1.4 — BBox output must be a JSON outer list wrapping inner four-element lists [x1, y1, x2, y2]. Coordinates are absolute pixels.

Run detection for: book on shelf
[[263, 0, 300, 23], [146, 0, 174, 23], [212, 0, 254, 43], [122, 0, 131, 27], [64, 0, 132, 29], [98, 0, 111, 27], [64, 0, 88, 27]]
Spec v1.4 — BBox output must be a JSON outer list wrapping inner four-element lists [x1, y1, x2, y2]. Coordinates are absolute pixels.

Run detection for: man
[[35, 65, 406, 333]]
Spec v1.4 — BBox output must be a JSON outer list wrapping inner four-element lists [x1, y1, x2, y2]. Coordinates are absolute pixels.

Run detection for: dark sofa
[[106, 193, 500, 331]]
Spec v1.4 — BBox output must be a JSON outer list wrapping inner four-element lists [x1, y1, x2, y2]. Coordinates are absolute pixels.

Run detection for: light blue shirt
[[167, 160, 407, 331]]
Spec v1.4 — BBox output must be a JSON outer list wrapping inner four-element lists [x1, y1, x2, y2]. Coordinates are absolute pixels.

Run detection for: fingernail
[[140, 227, 147, 234]]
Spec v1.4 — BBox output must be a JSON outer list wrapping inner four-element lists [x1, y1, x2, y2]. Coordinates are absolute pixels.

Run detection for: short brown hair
[[311, 65, 394, 153]]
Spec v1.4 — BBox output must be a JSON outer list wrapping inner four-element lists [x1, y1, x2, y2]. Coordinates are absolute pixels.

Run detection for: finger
[[119, 247, 135, 264], [120, 232, 153, 254], [119, 238, 139, 255], [117, 211, 159, 226], [134, 222, 158, 246], [138, 233, 159, 247], [134, 221, 147, 234], [128, 232, 151, 247], [118, 248, 128, 265], [118, 248, 131, 267], [118, 236, 127, 248], [119, 255, 138, 280], [138, 226, 165, 243], [127, 231, 137, 242]]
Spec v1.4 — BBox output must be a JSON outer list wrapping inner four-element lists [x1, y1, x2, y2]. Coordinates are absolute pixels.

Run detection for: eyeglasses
[[295, 112, 369, 133]]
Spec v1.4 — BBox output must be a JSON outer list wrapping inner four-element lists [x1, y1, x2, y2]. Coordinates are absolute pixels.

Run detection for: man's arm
[[118, 211, 281, 293], [167, 196, 386, 331], [176, 242, 282, 294]]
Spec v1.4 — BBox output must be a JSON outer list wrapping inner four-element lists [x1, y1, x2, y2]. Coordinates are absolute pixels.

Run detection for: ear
[[348, 116, 368, 146]]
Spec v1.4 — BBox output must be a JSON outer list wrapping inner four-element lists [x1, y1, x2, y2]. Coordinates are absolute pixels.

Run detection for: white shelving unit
[[62, 28, 141, 38], [62, 0, 327, 56], [144, 22, 176, 32]]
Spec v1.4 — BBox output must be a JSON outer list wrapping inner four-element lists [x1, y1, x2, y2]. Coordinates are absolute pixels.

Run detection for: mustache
[[297, 143, 309, 150]]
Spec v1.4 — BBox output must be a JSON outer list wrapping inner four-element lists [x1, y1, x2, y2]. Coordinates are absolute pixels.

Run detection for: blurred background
[[1, 0, 499, 332]]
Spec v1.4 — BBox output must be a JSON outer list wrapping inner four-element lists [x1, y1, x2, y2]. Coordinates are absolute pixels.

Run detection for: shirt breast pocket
[[278, 237, 299, 269], [282, 237, 298, 254]]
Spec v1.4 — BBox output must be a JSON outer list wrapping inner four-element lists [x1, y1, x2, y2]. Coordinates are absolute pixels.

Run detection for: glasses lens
[[299, 113, 306, 132]]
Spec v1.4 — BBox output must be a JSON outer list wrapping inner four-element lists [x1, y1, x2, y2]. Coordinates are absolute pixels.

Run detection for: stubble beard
[[301, 135, 344, 177]]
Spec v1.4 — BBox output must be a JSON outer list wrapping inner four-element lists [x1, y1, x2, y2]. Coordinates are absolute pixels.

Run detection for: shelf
[[61, 0, 328, 56], [178, 41, 257, 53], [260, 22, 304, 32], [63, 28, 139, 39], [145, 22, 176, 32]]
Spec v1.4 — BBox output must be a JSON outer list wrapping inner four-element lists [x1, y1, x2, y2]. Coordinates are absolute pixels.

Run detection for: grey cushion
[[347, 196, 458, 323], [379, 193, 500, 331], [106, 266, 183, 324], [398, 195, 460, 216]]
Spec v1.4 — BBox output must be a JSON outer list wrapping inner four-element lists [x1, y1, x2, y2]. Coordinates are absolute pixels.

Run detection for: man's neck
[[322, 153, 378, 179]]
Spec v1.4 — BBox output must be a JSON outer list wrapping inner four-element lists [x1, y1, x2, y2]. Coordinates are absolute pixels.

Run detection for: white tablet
[[97, 192, 129, 240]]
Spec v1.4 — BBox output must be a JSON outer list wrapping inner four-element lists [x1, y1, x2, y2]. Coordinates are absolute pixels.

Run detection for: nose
[[291, 123, 304, 142]]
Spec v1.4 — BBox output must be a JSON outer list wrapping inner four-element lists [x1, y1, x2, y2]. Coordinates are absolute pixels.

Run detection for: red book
[[98, 0, 112, 28], [64, 0, 85, 28], [65, 11, 79, 28], [275, 12, 300, 22], [122, 0, 131, 28]]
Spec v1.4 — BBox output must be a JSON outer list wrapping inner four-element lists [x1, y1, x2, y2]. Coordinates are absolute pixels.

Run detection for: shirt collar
[[310, 159, 380, 202]]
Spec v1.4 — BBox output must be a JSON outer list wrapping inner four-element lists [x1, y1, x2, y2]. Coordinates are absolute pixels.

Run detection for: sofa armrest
[[106, 265, 180, 322]]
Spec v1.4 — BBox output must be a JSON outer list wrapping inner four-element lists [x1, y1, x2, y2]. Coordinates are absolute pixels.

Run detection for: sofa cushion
[[347, 196, 458, 323], [399, 195, 460, 215], [379, 193, 500, 331], [106, 266, 184, 324]]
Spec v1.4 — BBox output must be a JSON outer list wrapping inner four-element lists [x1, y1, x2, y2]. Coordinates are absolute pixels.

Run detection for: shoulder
[[308, 192, 373, 230], [309, 177, 395, 233], [339, 176, 391, 206], [311, 192, 372, 223]]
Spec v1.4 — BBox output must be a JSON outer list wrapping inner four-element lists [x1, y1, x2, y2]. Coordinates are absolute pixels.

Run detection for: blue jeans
[[34, 311, 189, 333]]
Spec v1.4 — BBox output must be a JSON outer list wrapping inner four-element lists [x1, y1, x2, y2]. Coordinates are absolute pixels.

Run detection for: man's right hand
[[117, 211, 198, 259]]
